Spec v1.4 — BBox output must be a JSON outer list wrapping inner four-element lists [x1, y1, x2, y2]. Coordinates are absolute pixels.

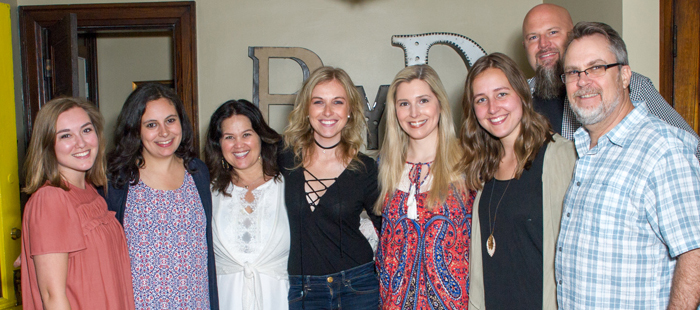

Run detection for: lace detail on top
[[303, 168, 337, 211], [221, 180, 277, 263]]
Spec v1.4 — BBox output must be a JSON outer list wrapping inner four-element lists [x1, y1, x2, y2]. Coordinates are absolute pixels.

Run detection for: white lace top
[[217, 179, 278, 264], [212, 177, 290, 310]]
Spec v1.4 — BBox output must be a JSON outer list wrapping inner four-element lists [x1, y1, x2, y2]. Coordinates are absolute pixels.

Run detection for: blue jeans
[[288, 261, 379, 310]]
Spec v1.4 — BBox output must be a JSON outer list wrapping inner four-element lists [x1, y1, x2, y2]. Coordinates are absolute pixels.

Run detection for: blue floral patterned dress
[[124, 172, 210, 310]]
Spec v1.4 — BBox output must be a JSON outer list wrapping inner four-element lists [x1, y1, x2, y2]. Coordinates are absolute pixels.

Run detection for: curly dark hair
[[107, 83, 197, 188], [204, 99, 281, 196]]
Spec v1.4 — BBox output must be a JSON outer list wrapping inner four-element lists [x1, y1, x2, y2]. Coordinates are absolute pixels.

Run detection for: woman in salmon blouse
[[20, 97, 135, 310]]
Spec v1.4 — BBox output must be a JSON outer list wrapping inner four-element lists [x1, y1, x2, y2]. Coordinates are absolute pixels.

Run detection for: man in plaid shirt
[[555, 22, 700, 309]]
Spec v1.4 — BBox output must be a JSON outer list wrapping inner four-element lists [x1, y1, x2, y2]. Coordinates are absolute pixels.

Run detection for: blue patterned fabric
[[556, 101, 700, 309], [124, 172, 210, 309]]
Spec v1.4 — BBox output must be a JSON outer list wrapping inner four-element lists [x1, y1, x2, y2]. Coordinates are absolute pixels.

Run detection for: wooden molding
[[19, 1, 199, 150], [659, 0, 673, 104]]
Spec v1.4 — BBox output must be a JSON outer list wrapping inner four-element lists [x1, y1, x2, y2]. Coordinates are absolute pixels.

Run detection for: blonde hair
[[376, 65, 464, 214], [24, 97, 107, 194], [284, 66, 367, 170]]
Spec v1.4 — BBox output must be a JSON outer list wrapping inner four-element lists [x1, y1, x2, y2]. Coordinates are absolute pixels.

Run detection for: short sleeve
[[647, 147, 700, 258], [25, 187, 87, 257]]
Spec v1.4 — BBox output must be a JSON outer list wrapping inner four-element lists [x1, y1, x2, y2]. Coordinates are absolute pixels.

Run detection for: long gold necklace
[[487, 178, 511, 257]]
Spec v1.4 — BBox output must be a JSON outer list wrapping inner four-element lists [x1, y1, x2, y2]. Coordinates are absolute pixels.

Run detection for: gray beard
[[533, 61, 566, 100]]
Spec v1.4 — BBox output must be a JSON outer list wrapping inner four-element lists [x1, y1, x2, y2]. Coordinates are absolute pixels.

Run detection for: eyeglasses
[[560, 63, 622, 84]]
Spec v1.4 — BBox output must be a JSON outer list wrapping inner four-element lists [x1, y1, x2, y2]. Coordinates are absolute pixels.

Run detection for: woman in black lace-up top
[[280, 66, 381, 310]]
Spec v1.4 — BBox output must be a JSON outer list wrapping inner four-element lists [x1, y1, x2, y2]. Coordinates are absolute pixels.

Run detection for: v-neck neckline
[[300, 165, 349, 211]]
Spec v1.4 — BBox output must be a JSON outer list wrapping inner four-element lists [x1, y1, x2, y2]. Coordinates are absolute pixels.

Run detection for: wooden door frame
[[19, 1, 199, 148], [660, 0, 699, 132]]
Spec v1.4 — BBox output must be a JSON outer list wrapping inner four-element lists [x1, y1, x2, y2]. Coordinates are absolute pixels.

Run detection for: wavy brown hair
[[24, 97, 107, 194], [107, 83, 197, 189], [204, 99, 281, 196], [284, 66, 366, 170], [376, 65, 464, 214], [460, 53, 552, 190]]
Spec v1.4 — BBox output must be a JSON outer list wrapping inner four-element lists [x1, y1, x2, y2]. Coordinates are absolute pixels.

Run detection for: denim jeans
[[288, 261, 379, 310]]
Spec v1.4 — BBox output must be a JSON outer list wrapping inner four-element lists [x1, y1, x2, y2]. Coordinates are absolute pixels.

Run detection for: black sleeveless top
[[479, 141, 548, 309]]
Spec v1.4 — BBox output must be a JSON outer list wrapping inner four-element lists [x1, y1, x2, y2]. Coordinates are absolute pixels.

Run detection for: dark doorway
[[18, 1, 199, 147]]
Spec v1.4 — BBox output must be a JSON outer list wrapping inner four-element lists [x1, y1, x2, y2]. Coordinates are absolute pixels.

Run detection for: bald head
[[522, 4, 574, 71]]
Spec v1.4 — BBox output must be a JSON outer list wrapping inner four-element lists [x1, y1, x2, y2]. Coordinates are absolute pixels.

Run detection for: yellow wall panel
[[0, 3, 21, 308]]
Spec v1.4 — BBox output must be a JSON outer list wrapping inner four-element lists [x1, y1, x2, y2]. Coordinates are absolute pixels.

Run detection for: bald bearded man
[[521, 4, 700, 159]]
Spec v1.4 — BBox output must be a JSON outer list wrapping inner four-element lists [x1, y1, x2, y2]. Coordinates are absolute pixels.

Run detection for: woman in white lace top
[[204, 99, 290, 310]]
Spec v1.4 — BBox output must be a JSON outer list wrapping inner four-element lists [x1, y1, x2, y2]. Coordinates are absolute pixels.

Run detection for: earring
[[222, 158, 232, 171], [347, 115, 350, 119]]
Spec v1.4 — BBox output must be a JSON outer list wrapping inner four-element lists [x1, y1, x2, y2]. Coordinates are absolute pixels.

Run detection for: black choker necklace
[[314, 139, 340, 152]]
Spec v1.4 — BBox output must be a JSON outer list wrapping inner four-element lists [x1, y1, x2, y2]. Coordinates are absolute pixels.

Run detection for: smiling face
[[471, 68, 523, 146], [395, 79, 440, 144], [522, 4, 573, 71], [564, 34, 631, 127], [140, 97, 183, 161], [55, 107, 99, 186], [220, 114, 262, 175], [307, 79, 350, 147]]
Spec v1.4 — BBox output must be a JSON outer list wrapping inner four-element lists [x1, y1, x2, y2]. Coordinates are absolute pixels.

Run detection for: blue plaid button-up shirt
[[556, 101, 700, 309]]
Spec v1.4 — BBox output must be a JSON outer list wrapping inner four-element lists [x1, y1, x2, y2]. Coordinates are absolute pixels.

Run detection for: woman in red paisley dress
[[376, 65, 476, 310]]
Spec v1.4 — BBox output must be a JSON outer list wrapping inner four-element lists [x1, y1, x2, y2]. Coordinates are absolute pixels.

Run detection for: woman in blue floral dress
[[103, 83, 218, 310]]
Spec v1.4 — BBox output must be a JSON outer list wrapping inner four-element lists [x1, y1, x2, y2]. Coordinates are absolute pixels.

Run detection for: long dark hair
[[107, 83, 196, 188], [204, 99, 281, 196], [460, 53, 552, 190]]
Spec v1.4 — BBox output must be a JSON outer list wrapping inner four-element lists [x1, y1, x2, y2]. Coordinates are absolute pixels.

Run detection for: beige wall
[[96, 33, 173, 148], [545, 0, 623, 35], [13, 0, 662, 148], [17, 0, 540, 145], [544, 0, 660, 86], [622, 0, 660, 87]]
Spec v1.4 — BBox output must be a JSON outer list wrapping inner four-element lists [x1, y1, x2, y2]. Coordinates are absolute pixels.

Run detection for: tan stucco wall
[[96, 33, 173, 147], [12, 0, 661, 148], [544, 0, 660, 86], [16, 0, 540, 145]]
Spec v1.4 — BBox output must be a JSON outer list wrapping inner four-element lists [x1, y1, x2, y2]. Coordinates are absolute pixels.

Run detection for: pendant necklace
[[240, 174, 265, 189], [487, 178, 511, 257], [314, 139, 340, 154]]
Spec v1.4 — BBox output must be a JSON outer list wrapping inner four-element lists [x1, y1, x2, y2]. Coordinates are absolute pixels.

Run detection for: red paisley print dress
[[377, 162, 475, 310]]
